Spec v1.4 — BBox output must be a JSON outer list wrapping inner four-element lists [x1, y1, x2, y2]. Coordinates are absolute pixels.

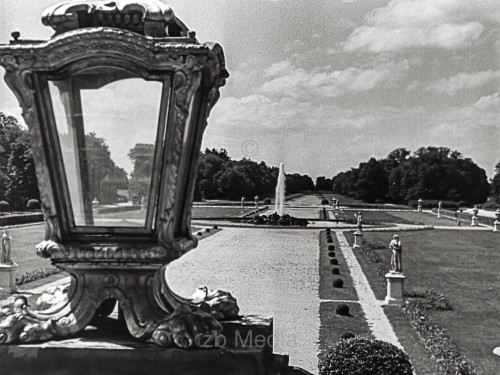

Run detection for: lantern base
[[0, 315, 292, 375], [0, 264, 239, 347]]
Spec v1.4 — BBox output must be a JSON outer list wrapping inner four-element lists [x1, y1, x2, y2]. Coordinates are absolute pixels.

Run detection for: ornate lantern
[[0, 0, 234, 346]]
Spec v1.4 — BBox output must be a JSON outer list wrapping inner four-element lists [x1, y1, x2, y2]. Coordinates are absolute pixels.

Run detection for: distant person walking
[[389, 235, 402, 273]]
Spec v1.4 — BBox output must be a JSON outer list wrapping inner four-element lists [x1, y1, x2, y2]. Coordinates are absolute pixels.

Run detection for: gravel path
[[167, 227, 320, 374], [335, 231, 403, 349]]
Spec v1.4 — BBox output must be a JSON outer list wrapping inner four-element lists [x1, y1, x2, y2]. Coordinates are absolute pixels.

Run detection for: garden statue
[[471, 206, 479, 226], [1, 231, 12, 264], [493, 209, 500, 233], [254, 195, 259, 208], [241, 197, 246, 207], [354, 211, 363, 232], [389, 235, 402, 273], [417, 198, 422, 212], [437, 201, 442, 218]]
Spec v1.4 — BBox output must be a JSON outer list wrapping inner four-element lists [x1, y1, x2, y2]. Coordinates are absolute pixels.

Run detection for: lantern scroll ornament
[[0, 0, 237, 347]]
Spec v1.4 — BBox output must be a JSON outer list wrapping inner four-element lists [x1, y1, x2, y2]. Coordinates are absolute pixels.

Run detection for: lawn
[[322, 193, 408, 209], [2, 223, 52, 275], [336, 209, 424, 225], [192, 206, 257, 218], [345, 230, 500, 374]]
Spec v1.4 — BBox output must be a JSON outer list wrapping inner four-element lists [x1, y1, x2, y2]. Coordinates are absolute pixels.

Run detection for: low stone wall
[[0, 213, 44, 227]]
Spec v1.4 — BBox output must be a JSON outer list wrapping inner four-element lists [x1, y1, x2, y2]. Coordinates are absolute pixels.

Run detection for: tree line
[[325, 147, 495, 205], [2, 111, 499, 208], [194, 148, 314, 200]]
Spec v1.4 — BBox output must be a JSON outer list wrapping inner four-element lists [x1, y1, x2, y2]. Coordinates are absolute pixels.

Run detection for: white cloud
[[344, 0, 500, 53], [426, 70, 500, 95], [259, 59, 416, 100], [474, 92, 500, 111]]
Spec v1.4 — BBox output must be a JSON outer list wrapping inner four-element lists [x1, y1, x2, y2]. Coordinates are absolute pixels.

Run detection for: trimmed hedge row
[[0, 213, 44, 226], [16, 267, 62, 286]]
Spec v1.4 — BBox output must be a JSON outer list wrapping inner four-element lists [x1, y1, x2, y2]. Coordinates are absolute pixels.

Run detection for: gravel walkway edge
[[335, 231, 403, 349]]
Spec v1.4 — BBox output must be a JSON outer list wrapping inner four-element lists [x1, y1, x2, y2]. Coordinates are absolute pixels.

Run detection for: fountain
[[275, 162, 286, 216]]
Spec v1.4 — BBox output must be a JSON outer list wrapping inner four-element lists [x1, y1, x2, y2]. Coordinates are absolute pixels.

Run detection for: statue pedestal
[[353, 231, 363, 249], [493, 220, 499, 232], [437, 209, 441, 218], [0, 315, 293, 375], [384, 272, 405, 306], [0, 262, 18, 294], [471, 216, 479, 227]]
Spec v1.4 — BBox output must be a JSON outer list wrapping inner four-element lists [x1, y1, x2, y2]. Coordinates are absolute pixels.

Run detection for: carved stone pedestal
[[493, 220, 499, 233], [353, 231, 363, 249], [384, 272, 405, 306], [0, 315, 292, 375], [0, 263, 18, 294]]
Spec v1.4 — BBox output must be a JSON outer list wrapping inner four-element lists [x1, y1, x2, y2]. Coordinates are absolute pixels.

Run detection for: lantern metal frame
[[0, 5, 230, 345]]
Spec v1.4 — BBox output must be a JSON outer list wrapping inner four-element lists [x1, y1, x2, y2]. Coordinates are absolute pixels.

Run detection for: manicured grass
[[318, 302, 372, 358], [2, 223, 52, 275], [192, 206, 257, 218], [390, 211, 457, 227], [338, 209, 423, 225], [319, 231, 358, 301], [322, 193, 408, 209], [346, 229, 500, 374]]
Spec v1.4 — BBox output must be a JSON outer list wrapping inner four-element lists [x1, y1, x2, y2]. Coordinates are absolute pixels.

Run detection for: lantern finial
[[42, 0, 190, 37]]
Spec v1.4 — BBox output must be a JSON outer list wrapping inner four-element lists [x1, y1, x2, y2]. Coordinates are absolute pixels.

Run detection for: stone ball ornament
[[0, 0, 235, 348]]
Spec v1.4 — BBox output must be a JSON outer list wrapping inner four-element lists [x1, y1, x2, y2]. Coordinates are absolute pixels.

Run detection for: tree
[[316, 176, 333, 191], [490, 161, 500, 204], [354, 158, 388, 202], [128, 143, 155, 202], [0, 113, 39, 208]]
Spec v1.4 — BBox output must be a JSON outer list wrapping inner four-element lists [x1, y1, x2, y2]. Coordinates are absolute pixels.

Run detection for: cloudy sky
[[1, 0, 499, 179]]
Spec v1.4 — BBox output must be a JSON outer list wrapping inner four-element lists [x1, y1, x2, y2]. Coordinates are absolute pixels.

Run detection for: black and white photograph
[[0, 1, 499, 374]]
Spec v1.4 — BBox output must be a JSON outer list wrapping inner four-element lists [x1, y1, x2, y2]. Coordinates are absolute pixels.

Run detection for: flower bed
[[402, 292, 477, 375]]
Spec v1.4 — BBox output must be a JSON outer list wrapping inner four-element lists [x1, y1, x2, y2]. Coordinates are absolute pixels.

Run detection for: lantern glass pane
[[48, 68, 164, 228]]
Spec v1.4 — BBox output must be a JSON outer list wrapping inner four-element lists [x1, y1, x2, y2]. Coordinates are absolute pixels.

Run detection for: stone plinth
[[494, 220, 499, 233], [353, 231, 363, 249], [0, 262, 18, 293], [384, 272, 405, 305], [437, 209, 441, 218], [0, 315, 291, 375]]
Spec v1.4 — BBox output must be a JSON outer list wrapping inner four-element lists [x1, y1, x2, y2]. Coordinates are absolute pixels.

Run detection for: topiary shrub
[[340, 332, 356, 340], [26, 199, 41, 210], [319, 336, 413, 375], [326, 228, 331, 233], [330, 259, 339, 265], [335, 304, 350, 316], [328, 251, 336, 257], [327, 238, 333, 243], [213, 224, 218, 229], [205, 228, 210, 233], [328, 245, 335, 250], [197, 231, 203, 236], [263, 198, 272, 205], [332, 268, 340, 275], [332, 279, 343, 288]]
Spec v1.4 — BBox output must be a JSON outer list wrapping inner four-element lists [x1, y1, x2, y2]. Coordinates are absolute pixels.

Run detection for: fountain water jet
[[275, 162, 286, 216]]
